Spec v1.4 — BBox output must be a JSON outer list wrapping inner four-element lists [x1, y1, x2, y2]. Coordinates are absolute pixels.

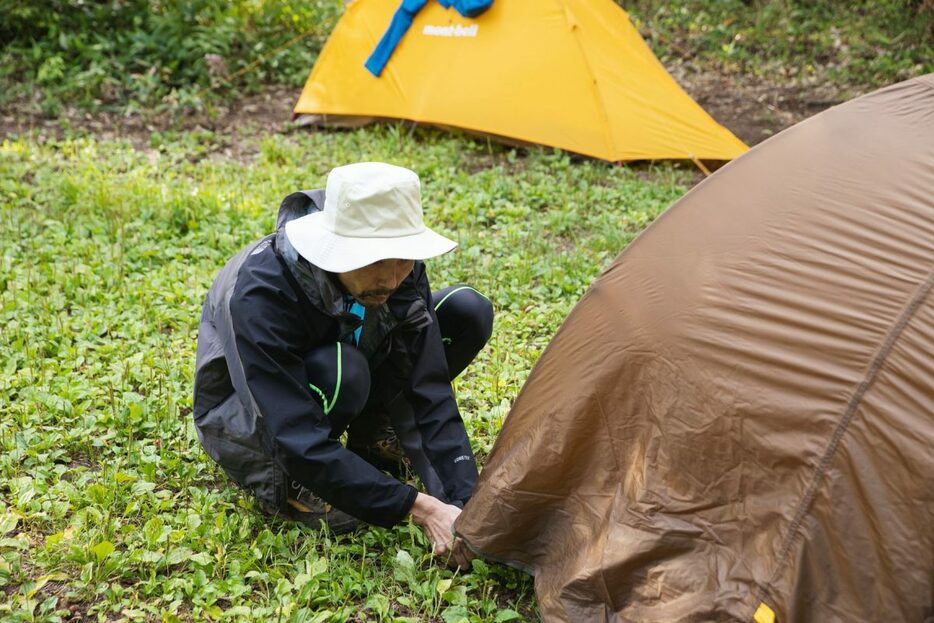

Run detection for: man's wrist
[[399, 485, 420, 521], [409, 492, 431, 523]]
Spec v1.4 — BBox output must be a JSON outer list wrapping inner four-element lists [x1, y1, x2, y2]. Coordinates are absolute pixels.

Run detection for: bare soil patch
[[0, 71, 854, 154], [0, 85, 295, 157], [671, 65, 851, 146]]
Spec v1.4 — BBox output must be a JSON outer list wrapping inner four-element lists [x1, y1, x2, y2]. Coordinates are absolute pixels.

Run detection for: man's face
[[337, 258, 415, 307]]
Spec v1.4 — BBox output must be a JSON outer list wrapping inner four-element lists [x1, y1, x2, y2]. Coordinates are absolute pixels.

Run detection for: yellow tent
[[294, 0, 748, 162]]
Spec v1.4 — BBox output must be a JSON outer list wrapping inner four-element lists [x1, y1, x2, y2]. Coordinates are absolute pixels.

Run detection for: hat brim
[[285, 211, 457, 273]]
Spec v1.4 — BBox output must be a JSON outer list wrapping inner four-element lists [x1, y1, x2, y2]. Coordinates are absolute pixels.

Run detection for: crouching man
[[192, 162, 492, 562]]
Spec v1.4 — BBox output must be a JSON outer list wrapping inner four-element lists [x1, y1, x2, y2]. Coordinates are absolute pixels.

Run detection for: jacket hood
[[275, 189, 355, 334], [276, 189, 325, 230]]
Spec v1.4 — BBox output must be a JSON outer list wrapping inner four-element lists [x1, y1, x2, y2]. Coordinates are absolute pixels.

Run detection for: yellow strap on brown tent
[[753, 602, 776, 623]]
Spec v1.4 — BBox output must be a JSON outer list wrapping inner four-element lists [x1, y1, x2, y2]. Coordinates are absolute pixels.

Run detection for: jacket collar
[[275, 227, 363, 337]]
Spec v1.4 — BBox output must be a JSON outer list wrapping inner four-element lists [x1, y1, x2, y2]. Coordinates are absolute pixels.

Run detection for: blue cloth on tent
[[365, 0, 493, 77], [439, 0, 492, 18], [365, 0, 428, 77]]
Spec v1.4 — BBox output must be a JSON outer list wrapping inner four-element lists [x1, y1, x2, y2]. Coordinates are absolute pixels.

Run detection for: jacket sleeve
[[399, 266, 480, 506], [226, 265, 417, 527]]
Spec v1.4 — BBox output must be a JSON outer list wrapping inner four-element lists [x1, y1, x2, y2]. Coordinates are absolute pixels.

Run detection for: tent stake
[[690, 155, 712, 177]]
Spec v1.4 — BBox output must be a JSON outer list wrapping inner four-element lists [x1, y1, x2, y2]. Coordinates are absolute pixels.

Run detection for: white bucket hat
[[285, 162, 457, 272]]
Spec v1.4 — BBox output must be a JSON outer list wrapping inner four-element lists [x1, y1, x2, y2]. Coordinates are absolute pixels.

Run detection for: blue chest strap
[[343, 297, 366, 345]]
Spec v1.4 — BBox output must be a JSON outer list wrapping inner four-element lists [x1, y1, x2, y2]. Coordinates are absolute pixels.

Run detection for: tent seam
[[560, 0, 618, 158], [593, 395, 622, 610], [755, 265, 934, 610]]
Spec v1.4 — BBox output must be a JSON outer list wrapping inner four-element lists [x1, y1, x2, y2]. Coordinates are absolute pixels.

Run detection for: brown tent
[[455, 74, 934, 622]]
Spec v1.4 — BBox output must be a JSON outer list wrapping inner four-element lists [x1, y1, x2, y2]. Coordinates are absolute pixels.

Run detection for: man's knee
[[304, 343, 370, 430], [435, 285, 494, 347]]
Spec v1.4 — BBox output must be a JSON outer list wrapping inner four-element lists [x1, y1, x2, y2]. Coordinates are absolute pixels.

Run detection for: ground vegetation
[[1, 1, 932, 620]]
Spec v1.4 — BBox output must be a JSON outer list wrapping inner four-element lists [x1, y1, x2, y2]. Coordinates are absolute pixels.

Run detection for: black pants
[[303, 284, 494, 441]]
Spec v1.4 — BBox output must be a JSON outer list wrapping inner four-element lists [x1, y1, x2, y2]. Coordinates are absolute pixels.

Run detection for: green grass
[[0, 126, 693, 621], [626, 0, 933, 92]]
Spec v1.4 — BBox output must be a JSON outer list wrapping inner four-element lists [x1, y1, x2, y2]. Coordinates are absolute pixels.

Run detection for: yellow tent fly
[[294, 0, 748, 162]]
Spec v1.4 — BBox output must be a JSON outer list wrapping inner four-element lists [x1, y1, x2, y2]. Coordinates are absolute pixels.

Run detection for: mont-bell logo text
[[422, 24, 479, 38]]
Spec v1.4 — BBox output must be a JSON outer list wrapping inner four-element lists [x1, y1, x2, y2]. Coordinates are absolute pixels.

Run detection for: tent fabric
[[454, 73, 934, 622], [294, 0, 748, 162]]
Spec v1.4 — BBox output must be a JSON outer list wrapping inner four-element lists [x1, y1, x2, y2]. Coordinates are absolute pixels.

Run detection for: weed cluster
[[0, 0, 341, 114], [626, 0, 934, 89]]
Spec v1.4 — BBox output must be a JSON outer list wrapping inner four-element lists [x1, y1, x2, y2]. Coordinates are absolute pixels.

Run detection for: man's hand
[[449, 536, 476, 570], [409, 492, 461, 557]]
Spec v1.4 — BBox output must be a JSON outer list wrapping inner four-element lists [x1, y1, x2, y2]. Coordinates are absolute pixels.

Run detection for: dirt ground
[[0, 69, 850, 156], [672, 66, 850, 146]]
